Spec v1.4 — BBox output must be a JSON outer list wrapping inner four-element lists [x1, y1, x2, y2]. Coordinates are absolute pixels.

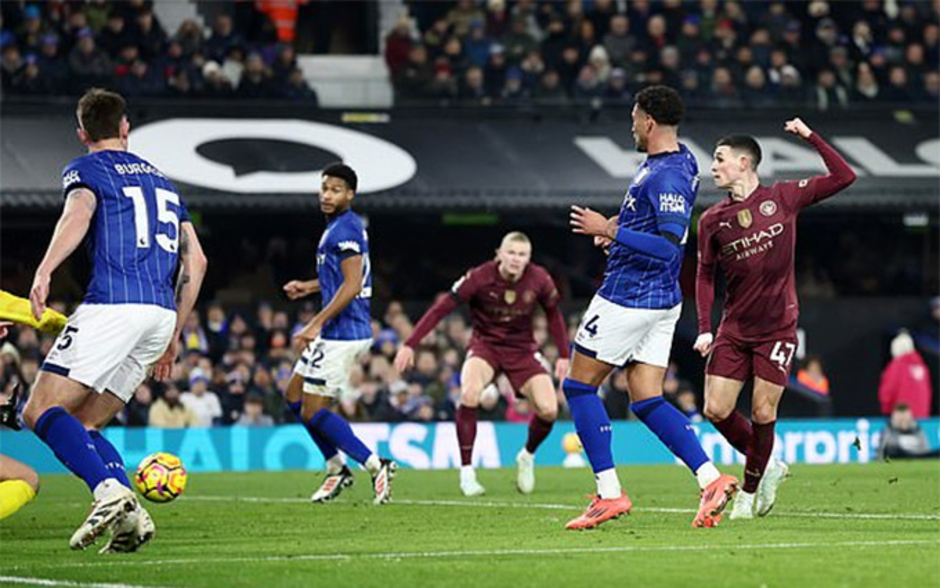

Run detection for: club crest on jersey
[[504, 290, 517, 304], [759, 200, 778, 217], [62, 170, 81, 190], [659, 193, 686, 214], [737, 209, 753, 228]]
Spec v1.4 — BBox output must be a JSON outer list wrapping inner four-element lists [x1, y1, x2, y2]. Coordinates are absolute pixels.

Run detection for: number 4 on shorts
[[584, 315, 600, 337]]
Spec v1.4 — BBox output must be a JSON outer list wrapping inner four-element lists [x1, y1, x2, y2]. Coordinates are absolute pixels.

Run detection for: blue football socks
[[34, 407, 111, 493], [309, 409, 372, 465], [631, 396, 709, 472], [562, 379, 615, 473], [288, 400, 339, 461], [88, 430, 131, 489]]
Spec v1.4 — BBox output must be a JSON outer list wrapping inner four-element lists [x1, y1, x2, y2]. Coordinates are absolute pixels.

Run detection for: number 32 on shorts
[[770, 341, 796, 369]]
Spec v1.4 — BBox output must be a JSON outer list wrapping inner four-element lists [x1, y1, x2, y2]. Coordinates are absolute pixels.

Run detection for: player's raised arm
[[694, 212, 718, 357], [394, 271, 476, 372], [293, 254, 363, 352], [782, 117, 857, 210], [154, 222, 208, 380], [29, 188, 97, 320]]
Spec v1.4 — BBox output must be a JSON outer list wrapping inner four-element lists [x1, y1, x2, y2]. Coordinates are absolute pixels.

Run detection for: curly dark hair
[[322, 162, 358, 192], [635, 85, 684, 126]]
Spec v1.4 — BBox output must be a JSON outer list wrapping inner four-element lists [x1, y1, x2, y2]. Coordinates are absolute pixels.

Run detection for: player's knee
[[459, 386, 482, 407], [536, 403, 558, 422], [21, 396, 46, 431], [751, 404, 777, 424], [703, 400, 732, 423], [21, 469, 40, 494]]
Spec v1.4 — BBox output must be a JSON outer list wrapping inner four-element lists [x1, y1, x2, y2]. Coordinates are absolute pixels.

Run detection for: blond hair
[[500, 231, 531, 248]]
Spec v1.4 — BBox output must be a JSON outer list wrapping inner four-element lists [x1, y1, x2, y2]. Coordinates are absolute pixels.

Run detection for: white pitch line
[[0, 576, 182, 588], [182, 495, 940, 522], [4, 540, 937, 572]]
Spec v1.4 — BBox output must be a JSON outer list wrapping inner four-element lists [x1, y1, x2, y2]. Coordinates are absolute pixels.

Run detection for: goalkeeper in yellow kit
[[0, 290, 67, 520]]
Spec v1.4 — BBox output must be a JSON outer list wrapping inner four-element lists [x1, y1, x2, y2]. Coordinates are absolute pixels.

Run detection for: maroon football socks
[[524, 416, 554, 454], [456, 405, 478, 466]]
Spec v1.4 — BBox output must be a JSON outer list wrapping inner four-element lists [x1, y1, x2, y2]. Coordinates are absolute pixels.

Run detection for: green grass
[[2, 462, 939, 588]]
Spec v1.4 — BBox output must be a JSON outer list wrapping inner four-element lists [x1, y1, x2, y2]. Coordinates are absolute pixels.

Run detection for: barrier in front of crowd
[[2, 418, 936, 474]]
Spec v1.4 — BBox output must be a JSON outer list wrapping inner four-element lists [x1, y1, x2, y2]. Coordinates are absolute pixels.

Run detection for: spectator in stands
[[182, 369, 224, 427], [384, 17, 413, 79], [427, 59, 458, 101], [464, 20, 491, 68], [447, 0, 485, 39], [126, 383, 153, 427], [149, 383, 198, 428], [201, 60, 234, 98], [604, 67, 632, 104], [135, 9, 167, 61], [742, 64, 775, 108], [533, 68, 568, 104], [206, 14, 245, 62], [879, 330, 933, 419], [797, 356, 830, 395], [395, 44, 432, 100], [235, 52, 271, 98], [921, 71, 940, 104], [503, 15, 537, 65], [236, 393, 274, 427], [878, 403, 940, 459], [603, 14, 634, 68], [810, 68, 849, 111], [98, 12, 131, 58], [459, 65, 488, 104], [68, 27, 112, 89], [853, 61, 881, 104], [281, 66, 318, 103], [882, 65, 915, 102], [37, 34, 67, 93]]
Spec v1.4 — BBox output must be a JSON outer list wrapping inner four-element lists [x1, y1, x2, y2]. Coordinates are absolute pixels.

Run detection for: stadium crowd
[[0, 297, 708, 429], [0, 0, 318, 101], [389, 0, 940, 107]]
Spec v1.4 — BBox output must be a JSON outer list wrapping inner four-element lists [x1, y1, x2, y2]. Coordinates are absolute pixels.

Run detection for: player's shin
[[712, 411, 754, 455], [456, 405, 478, 466], [34, 406, 114, 493], [308, 409, 378, 472], [524, 415, 554, 454], [562, 379, 620, 499], [630, 396, 719, 489], [88, 430, 131, 489], [289, 400, 343, 473], [743, 421, 776, 493]]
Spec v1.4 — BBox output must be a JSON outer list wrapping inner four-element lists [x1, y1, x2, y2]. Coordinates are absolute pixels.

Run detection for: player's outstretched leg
[[24, 377, 137, 549], [455, 356, 494, 497], [516, 374, 558, 494], [284, 375, 349, 501], [746, 377, 787, 518], [562, 378, 631, 530], [0, 455, 39, 521], [306, 407, 397, 504]]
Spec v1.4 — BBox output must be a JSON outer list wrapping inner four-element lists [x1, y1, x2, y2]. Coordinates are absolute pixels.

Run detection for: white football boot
[[515, 449, 536, 495], [372, 459, 397, 505], [756, 459, 789, 516], [70, 482, 137, 550], [459, 466, 486, 497], [311, 466, 355, 503], [729, 489, 756, 520], [99, 503, 155, 554]]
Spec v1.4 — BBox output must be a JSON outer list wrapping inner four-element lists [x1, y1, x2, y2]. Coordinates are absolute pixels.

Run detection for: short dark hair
[[716, 134, 762, 170], [635, 85, 684, 126], [322, 162, 358, 192], [77, 88, 126, 142]]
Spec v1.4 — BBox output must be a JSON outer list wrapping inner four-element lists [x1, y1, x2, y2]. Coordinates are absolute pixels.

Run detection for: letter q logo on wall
[[130, 119, 417, 194]]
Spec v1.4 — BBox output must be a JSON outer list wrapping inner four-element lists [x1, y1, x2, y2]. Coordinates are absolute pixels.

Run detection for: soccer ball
[[562, 432, 583, 454], [135, 452, 187, 503]]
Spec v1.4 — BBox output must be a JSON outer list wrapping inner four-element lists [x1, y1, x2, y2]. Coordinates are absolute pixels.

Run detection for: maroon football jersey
[[696, 134, 856, 341], [452, 260, 561, 352]]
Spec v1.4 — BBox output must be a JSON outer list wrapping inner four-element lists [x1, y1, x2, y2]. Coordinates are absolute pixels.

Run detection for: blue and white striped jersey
[[61, 150, 190, 311], [317, 209, 372, 340], [597, 143, 699, 310]]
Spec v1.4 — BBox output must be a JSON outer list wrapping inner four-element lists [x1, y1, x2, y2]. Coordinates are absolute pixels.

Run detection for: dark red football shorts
[[467, 341, 549, 397], [706, 331, 798, 387]]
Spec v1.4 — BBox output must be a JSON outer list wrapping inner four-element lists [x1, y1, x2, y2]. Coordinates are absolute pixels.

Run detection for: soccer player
[[281, 163, 396, 504], [0, 321, 40, 522], [695, 118, 857, 519], [393, 232, 569, 496], [566, 85, 738, 530], [21, 88, 208, 552]]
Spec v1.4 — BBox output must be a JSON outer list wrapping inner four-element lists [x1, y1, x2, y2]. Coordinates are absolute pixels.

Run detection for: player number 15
[[122, 186, 180, 254]]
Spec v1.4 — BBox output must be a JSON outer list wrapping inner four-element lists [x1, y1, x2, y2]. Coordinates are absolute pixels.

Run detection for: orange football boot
[[692, 474, 739, 528], [565, 492, 633, 530]]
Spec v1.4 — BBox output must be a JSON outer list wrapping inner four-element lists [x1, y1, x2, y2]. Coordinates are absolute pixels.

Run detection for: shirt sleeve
[[644, 168, 695, 244], [778, 133, 857, 213], [537, 270, 569, 359], [330, 222, 365, 261], [695, 211, 718, 335], [60, 160, 96, 201], [177, 195, 191, 223], [450, 266, 481, 304]]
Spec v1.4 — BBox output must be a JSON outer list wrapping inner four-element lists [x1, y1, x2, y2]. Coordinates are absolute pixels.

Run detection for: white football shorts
[[573, 296, 681, 368], [292, 337, 372, 399], [41, 303, 176, 402]]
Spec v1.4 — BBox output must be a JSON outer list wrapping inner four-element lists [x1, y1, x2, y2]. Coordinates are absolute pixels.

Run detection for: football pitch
[[1, 461, 938, 588]]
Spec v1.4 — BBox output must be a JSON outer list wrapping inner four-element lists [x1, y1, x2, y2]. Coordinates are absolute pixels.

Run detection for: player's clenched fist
[[283, 279, 319, 300], [693, 333, 713, 357], [784, 118, 813, 140], [393, 345, 415, 373]]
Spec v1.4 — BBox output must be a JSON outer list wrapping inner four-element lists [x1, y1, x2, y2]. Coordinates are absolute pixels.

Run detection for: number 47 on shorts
[[770, 341, 796, 369]]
